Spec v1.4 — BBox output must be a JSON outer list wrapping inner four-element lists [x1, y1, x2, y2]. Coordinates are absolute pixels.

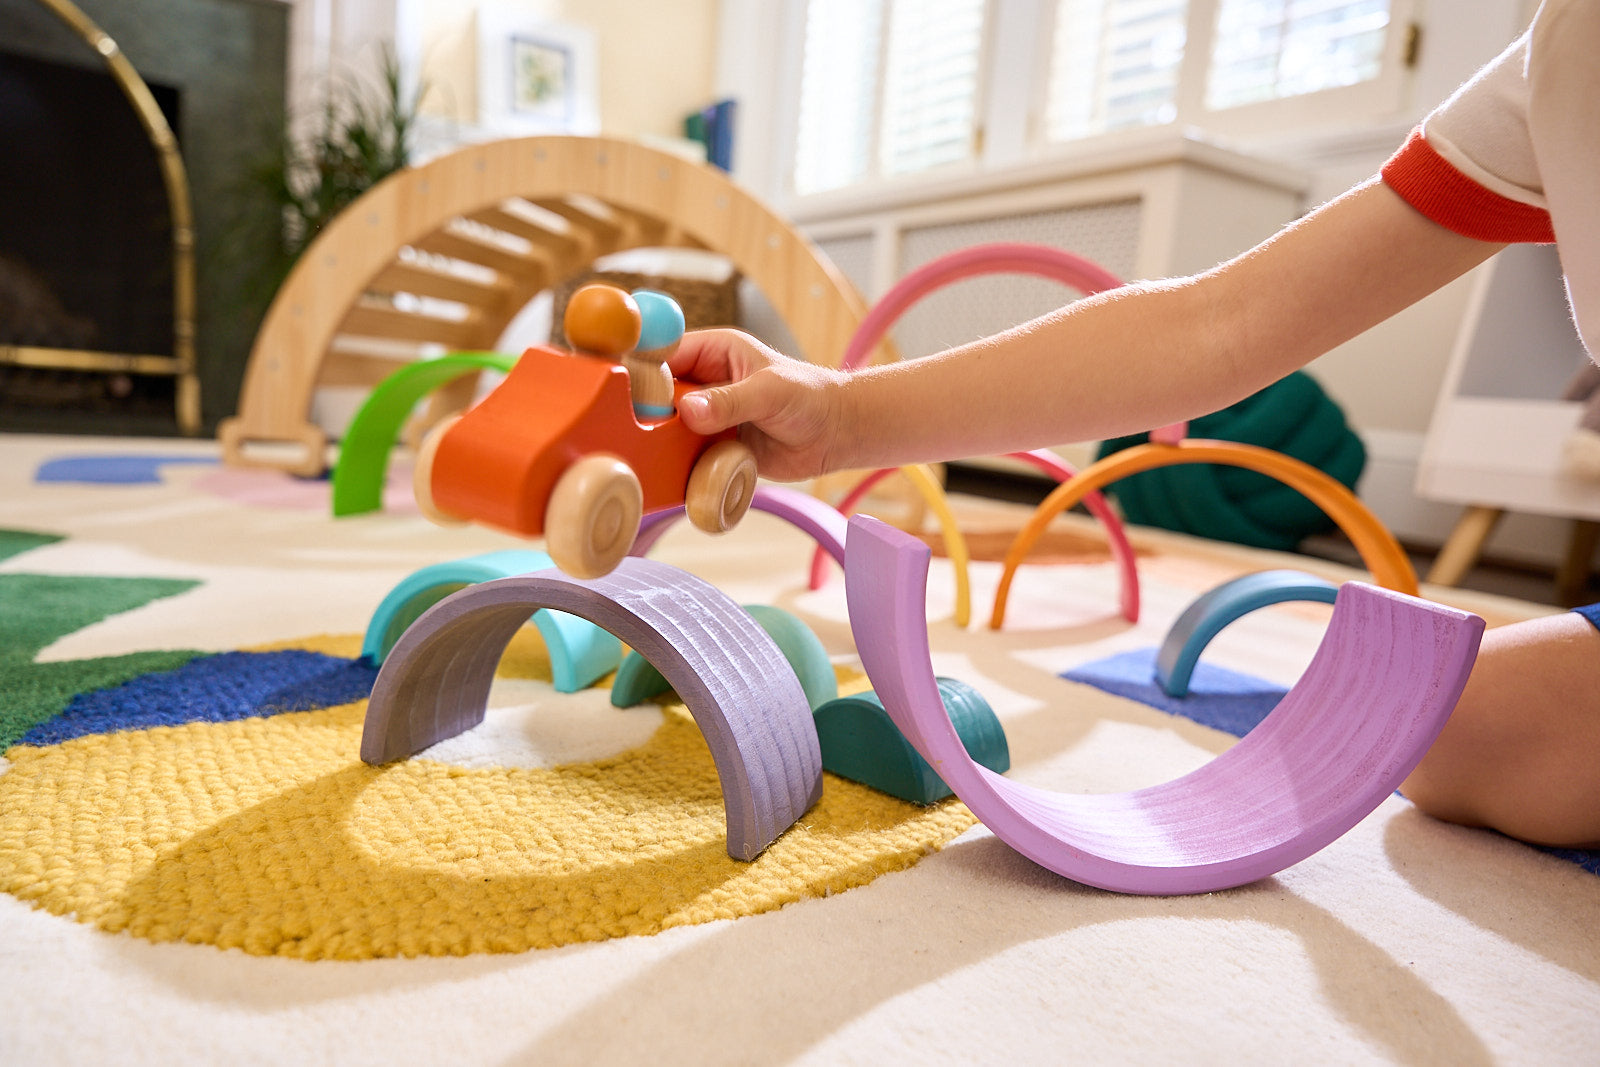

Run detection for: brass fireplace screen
[[2, 0, 199, 433]]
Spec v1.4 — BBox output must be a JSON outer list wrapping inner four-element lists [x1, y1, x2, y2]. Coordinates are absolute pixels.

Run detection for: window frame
[[775, 0, 1420, 210], [1167, 0, 1421, 140], [786, 0, 1000, 197]]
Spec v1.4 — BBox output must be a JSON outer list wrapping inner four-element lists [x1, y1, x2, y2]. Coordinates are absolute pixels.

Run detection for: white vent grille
[[814, 233, 877, 297], [890, 201, 1142, 359]]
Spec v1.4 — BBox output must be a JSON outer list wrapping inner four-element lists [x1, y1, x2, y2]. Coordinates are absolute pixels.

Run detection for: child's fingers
[[668, 328, 768, 384]]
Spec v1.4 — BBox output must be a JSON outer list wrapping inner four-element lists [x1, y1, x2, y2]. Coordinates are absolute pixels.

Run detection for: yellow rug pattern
[[0, 632, 978, 960]]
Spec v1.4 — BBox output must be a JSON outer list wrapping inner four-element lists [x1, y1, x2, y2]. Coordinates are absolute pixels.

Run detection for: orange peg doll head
[[564, 283, 642, 358]]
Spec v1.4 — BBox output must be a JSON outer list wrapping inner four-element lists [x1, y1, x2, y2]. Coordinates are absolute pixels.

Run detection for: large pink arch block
[[843, 515, 1484, 895], [829, 242, 1155, 625]]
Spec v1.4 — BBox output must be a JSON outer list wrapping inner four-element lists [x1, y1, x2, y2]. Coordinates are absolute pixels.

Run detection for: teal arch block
[[610, 604, 839, 711], [813, 677, 1009, 804], [362, 549, 621, 693], [1156, 569, 1340, 698]]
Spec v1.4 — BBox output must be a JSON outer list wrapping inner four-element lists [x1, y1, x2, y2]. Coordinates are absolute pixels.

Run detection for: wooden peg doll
[[625, 289, 684, 418]]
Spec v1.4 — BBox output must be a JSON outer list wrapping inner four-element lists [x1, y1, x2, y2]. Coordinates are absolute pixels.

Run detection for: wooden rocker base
[[845, 515, 1483, 895], [220, 135, 871, 476], [361, 556, 823, 861]]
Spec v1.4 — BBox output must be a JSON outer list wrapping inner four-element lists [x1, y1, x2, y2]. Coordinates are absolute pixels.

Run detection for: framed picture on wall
[[477, 7, 598, 135]]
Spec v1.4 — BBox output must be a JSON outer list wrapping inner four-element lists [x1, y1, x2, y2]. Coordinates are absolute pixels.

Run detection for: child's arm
[[671, 178, 1504, 480]]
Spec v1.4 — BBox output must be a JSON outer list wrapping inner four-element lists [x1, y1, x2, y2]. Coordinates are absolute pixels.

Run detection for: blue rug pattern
[[20, 650, 380, 746], [34, 455, 218, 485]]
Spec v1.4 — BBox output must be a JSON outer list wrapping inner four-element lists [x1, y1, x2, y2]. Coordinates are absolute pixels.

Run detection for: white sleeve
[[1421, 29, 1544, 208], [1528, 0, 1600, 356]]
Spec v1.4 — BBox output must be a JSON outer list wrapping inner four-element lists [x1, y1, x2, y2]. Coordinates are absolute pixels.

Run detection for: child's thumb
[[679, 385, 746, 434]]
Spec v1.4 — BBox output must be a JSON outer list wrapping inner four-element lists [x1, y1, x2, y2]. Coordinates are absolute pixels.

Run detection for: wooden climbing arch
[[218, 135, 874, 476]]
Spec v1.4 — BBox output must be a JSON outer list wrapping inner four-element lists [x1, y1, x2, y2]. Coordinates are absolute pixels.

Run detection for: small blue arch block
[[362, 549, 622, 693], [1156, 569, 1340, 698]]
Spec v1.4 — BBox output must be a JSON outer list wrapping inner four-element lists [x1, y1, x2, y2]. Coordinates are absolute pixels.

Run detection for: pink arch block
[[805, 452, 1140, 623], [841, 242, 1124, 372], [828, 242, 1163, 624], [844, 515, 1483, 895]]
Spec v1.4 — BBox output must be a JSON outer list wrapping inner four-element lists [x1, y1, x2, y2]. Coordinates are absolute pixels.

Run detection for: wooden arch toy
[[990, 441, 1419, 629], [846, 515, 1482, 895], [820, 242, 1144, 625], [218, 135, 873, 477], [630, 484, 848, 564], [361, 556, 824, 861]]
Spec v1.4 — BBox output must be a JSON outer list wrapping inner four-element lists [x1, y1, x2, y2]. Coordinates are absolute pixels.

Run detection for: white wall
[[399, 0, 719, 143], [286, 0, 720, 145]]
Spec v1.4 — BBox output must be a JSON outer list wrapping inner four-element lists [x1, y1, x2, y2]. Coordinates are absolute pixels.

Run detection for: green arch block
[[610, 604, 839, 711], [332, 351, 519, 518]]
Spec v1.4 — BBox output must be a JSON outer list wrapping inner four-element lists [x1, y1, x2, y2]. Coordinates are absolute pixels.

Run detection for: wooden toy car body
[[418, 344, 756, 578]]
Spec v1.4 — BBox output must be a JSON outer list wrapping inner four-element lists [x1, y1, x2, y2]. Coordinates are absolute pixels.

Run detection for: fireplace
[[0, 46, 184, 429], [0, 0, 289, 436]]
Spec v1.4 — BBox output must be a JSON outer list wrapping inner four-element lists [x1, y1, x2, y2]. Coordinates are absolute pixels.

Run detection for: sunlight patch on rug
[[0, 632, 977, 959]]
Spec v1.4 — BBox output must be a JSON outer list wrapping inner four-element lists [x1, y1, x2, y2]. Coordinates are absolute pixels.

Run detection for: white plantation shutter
[[793, 0, 884, 195], [879, 0, 986, 176], [793, 0, 985, 194], [1046, 0, 1190, 142], [1206, 0, 1392, 108], [794, 0, 1403, 193]]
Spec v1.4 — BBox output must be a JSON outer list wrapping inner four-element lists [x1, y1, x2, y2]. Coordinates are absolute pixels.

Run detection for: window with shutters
[[790, 0, 1414, 197], [793, 0, 988, 195], [1205, 0, 1397, 111]]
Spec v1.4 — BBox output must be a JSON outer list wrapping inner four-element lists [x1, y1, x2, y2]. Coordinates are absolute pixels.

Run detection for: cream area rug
[[0, 432, 1595, 1065]]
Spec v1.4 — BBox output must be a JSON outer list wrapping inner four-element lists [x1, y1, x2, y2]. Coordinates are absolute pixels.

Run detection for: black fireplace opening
[[0, 47, 182, 428]]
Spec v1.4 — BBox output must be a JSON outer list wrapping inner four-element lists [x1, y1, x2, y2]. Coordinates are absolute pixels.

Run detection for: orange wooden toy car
[[413, 285, 757, 578]]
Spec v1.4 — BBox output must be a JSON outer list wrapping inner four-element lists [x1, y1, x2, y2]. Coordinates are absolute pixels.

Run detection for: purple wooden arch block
[[360, 557, 824, 860], [630, 485, 847, 565], [843, 515, 1484, 895]]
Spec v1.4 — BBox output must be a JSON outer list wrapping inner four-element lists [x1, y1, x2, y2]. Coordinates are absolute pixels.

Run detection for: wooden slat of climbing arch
[[367, 261, 510, 308]]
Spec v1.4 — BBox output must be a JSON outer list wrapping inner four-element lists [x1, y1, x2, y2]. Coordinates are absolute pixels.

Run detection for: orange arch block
[[989, 440, 1416, 629]]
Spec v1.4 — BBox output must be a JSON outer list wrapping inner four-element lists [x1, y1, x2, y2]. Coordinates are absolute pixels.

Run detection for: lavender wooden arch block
[[843, 515, 1484, 895], [361, 558, 824, 860], [631, 485, 847, 563]]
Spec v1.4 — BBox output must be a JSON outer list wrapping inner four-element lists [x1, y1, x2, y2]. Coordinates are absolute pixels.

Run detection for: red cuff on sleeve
[[1381, 128, 1555, 244]]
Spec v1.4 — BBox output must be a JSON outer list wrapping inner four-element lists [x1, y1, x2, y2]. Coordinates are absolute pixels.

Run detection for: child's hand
[[669, 329, 847, 482]]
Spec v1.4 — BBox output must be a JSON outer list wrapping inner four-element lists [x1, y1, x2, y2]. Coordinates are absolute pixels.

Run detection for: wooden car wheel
[[545, 455, 644, 578], [686, 440, 758, 534], [412, 415, 467, 526]]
